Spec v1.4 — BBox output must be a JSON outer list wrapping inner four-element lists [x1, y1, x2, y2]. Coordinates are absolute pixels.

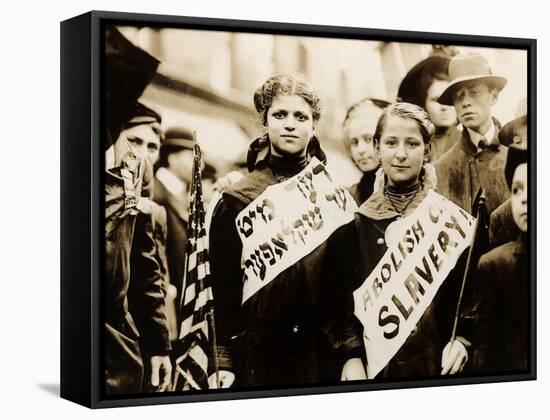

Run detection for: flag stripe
[[183, 283, 196, 306], [174, 142, 216, 392]]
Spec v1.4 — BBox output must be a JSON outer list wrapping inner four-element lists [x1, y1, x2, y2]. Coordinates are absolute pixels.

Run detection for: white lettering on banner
[[352, 190, 476, 379], [236, 157, 357, 304]]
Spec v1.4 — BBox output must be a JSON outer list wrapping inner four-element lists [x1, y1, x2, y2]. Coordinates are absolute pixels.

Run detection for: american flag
[[173, 140, 217, 391]]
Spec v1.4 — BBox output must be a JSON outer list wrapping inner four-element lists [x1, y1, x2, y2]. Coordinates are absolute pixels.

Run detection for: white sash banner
[[353, 190, 476, 379], [236, 157, 357, 304]]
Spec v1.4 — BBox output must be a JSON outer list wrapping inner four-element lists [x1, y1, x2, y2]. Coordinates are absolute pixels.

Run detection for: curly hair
[[253, 73, 321, 125], [373, 102, 435, 146]]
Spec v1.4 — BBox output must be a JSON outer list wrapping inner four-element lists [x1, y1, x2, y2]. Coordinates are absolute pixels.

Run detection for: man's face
[[124, 123, 162, 165], [168, 149, 195, 184], [511, 163, 528, 232], [452, 81, 497, 132]]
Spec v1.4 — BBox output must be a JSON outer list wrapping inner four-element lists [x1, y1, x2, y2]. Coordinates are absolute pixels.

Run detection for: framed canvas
[[60, 10, 536, 408]]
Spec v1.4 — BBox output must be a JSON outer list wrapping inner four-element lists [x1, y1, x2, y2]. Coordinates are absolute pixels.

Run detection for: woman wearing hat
[[209, 74, 366, 388], [397, 55, 460, 162]]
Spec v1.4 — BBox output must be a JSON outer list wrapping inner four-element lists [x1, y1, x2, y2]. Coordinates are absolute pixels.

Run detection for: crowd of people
[[103, 26, 529, 395]]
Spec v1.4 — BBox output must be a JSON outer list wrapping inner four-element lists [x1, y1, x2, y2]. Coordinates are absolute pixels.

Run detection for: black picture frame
[[60, 10, 537, 409]]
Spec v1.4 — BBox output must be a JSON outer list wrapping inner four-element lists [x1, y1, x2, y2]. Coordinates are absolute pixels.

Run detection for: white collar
[[105, 146, 115, 170], [156, 167, 187, 198], [466, 119, 496, 149]]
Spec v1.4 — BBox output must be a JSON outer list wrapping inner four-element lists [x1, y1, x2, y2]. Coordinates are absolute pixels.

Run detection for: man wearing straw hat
[[434, 54, 510, 216]]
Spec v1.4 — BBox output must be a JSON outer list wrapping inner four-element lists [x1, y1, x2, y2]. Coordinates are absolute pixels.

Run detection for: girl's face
[[376, 114, 429, 188], [511, 163, 528, 232], [344, 107, 380, 172], [425, 79, 457, 128], [267, 95, 315, 158]]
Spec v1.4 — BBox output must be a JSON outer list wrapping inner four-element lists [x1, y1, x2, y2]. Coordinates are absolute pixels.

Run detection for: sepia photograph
[[99, 15, 533, 402]]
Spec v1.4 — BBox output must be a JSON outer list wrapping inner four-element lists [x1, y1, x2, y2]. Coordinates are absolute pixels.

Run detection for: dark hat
[[498, 98, 527, 147], [124, 101, 162, 128], [104, 25, 160, 151], [505, 146, 528, 189], [397, 56, 450, 107], [164, 126, 195, 150], [438, 54, 507, 105]]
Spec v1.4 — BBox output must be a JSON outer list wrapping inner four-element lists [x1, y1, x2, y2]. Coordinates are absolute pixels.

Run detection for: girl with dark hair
[[209, 74, 366, 388]]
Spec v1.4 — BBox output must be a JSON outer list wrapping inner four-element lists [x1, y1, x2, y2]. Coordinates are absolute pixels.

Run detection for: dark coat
[[348, 169, 377, 206], [489, 198, 519, 248], [128, 208, 172, 358], [430, 125, 461, 163], [209, 160, 363, 388], [434, 119, 509, 215], [334, 187, 465, 379], [152, 177, 189, 306], [105, 151, 170, 395], [459, 235, 529, 373]]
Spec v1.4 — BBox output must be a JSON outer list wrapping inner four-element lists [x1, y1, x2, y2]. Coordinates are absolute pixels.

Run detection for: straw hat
[[437, 54, 507, 105]]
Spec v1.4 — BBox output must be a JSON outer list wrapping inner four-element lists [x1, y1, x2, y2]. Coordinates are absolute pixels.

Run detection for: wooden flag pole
[[208, 309, 220, 388], [192, 129, 220, 389], [449, 188, 486, 345]]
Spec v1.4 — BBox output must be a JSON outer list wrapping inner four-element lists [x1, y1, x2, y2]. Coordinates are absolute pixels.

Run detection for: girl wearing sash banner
[[208, 74, 367, 388], [327, 102, 471, 379]]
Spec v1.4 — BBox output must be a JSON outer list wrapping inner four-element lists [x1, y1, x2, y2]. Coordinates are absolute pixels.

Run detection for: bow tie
[[477, 138, 489, 151]]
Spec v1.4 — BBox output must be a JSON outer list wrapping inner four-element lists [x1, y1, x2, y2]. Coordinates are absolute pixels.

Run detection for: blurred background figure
[[397, 53, 460, 161], [201, 162, 218, 208], [153, 127, 198, 314], [342, 98, 389, 205]]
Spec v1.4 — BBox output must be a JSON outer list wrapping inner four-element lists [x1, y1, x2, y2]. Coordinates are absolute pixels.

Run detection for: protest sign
[[353, 190, 476, 378], [236, 157, 357, 303]]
